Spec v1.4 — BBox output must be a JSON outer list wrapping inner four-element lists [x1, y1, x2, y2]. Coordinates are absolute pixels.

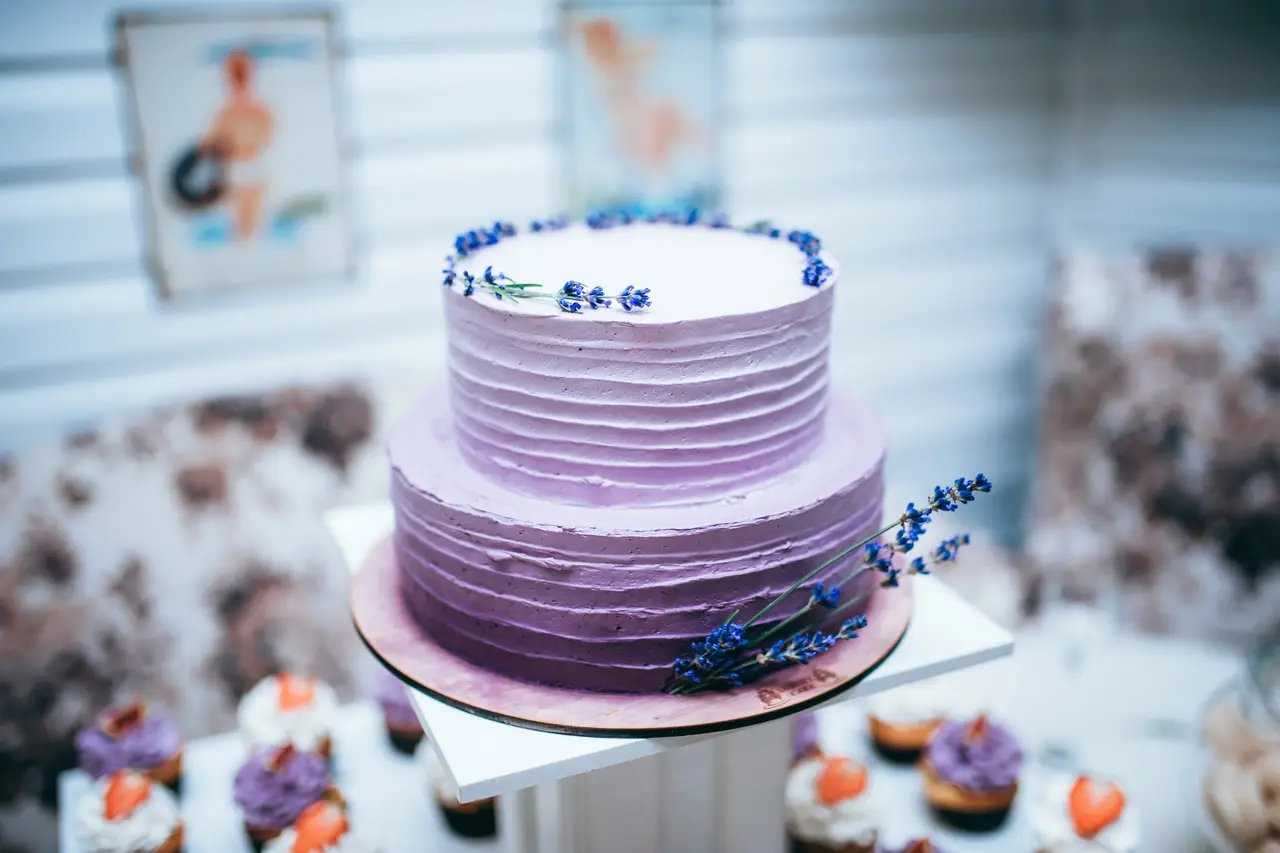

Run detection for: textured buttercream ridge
[[388, 437, 883, 537], [454, 401, 825, 463], [391, 483, 882, 577], [453, 391, 827, 457], [447, 337, 827, 392], [393, 492, 882, 582], [400, 561, 879, 646], [447, 348, 828, 408]]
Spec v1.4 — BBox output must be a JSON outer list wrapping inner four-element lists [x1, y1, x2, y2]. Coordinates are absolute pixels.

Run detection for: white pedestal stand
[[330, 504, 1015, 853]]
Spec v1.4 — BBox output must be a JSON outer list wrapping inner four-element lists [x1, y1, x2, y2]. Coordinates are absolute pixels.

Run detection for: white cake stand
[[329, 503, 1015, 853]]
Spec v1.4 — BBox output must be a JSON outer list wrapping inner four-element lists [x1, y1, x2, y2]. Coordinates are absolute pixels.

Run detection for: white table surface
[[58, 702, 498, 853], [815, 613, 1242, 852], [326, 503, 1017, 802]]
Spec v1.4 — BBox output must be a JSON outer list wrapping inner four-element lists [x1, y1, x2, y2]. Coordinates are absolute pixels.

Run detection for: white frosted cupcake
[[238, 673, 338, 758], [864, 682, 948, 763], [1029, 773, 1140, 853], [415, 739, 497, 839], [785, 755, 883, 853], [263, 801, 373, 853], [74, 770, 184, 853]]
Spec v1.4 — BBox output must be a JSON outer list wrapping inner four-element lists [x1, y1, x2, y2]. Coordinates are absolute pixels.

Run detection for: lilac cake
[[389, 220, 887, 693]]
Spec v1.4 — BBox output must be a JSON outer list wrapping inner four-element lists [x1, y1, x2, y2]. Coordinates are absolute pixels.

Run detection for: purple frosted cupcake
[[234, 743, 343, 851], [921, 715, 1022, 832], [791, 713, 822, 765], [375, 669, 424, 755], [76, 703, 184, 794]]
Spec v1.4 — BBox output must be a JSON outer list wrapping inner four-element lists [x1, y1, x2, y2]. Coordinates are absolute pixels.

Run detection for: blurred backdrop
[[0, 0, 1277, 850]]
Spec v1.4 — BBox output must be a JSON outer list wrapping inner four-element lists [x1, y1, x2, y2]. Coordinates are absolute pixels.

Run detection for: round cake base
[[351, 536, 914, 738]]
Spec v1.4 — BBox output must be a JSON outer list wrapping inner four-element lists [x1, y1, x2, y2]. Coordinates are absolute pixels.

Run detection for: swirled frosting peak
[[76, 703, 181, 779], [926, 716, 1022, 791], [234, 744, 331, 830]]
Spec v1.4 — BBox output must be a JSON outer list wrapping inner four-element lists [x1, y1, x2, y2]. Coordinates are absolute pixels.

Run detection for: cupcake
[[73, 770, 184, 853], [374, 669, 424, 755], [76, 702, 184, 793], [263, 801, 372, 853], [864, 682, 947, 764], [791, 713, 823, 765], [416, 738, 497, 838], [921, 715, 1022, 831], [238, 672, 338, 758], [235, 743, 344, 851], [785, 754, 883, 853], [1030, 773, 1139, 853]]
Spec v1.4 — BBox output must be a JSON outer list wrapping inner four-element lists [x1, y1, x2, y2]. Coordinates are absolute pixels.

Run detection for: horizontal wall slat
[[1071, 175, 1280, 244], [0, 138, 556, 278], [729, 0, 1060, 35], [0, 0, 548, 64], [0, 49, 554, 173], [0, 328, 442, 450], [726, 113, 1050, 196], [727, 33, 1057, 115]]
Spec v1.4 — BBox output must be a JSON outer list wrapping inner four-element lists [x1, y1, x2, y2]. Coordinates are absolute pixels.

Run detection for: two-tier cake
[[388, 216, 886, 693]]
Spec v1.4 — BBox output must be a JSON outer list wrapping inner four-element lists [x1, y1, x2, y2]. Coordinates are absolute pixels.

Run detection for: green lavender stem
[[737, 520, 899, 630], [744, 561, 878, 651]]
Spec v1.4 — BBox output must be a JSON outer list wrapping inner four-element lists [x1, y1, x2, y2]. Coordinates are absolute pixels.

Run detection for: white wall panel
[[1056, 0, 1280, 245], [0, 0, 1065, 543]]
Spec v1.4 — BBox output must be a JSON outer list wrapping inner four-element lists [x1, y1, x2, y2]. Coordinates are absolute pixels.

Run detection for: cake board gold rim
[[350, 535, 913, 739]]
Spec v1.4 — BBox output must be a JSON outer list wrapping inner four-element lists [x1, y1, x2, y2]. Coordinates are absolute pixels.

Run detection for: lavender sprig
[[665, 475, 991, 695], [456, 273, 653, 314], [738, 474, 990, 631]]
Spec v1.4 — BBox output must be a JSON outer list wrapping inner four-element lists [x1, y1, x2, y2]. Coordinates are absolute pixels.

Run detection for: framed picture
[[560, 0, 722, 216], [116, 8, 352, 301]]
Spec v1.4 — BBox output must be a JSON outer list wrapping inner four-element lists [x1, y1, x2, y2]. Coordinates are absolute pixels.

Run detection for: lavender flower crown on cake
[[666, 475, 991, 695], [441, 210, 833, 313]]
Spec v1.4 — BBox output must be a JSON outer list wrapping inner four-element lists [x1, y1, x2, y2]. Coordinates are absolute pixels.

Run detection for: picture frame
[[558, 0, 724, 217], [116, 7, 353, 301]]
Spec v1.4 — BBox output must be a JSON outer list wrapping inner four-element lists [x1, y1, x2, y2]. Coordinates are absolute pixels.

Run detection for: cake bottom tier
[[389, 391, 887, 694]]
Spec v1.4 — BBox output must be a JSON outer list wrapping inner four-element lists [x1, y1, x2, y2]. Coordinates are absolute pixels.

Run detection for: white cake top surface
[[447, 223, 833, 322]]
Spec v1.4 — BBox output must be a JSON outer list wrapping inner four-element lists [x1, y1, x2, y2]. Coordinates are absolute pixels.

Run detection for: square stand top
[[329, 503, 1014, 803]]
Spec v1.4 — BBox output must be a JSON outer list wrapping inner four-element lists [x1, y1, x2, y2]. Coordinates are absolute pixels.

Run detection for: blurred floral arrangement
[[666, 475, 991, 695], [439, 210, 834, 313]]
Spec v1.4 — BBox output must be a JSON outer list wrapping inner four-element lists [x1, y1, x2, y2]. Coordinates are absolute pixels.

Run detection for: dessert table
[[814, 621, 1241, 851], [57, 702, 496, 853], [55, 617, 1240, 853]]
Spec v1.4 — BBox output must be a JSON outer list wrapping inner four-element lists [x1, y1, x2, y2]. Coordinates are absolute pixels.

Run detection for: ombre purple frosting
[[390, 393, 884, 693], [925, 719, 1023, 791], [374, 669, 421, 730], [389, 225, 887, 693], [75, 710, 181, 779], [233, 747, 331, 829]]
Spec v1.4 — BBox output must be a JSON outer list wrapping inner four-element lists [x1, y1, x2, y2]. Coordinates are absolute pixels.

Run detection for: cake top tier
[[442, 216, 835, 322]]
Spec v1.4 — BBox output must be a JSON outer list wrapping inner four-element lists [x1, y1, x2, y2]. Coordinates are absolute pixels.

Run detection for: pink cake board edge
[[350, 535, 915, 738]]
